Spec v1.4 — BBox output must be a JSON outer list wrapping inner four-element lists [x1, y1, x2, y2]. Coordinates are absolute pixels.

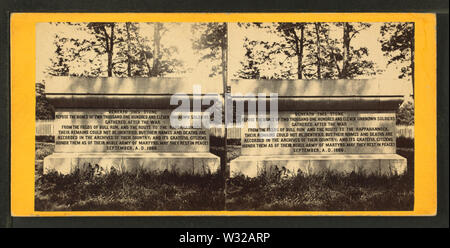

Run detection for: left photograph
[[35, 22, 228, 211]]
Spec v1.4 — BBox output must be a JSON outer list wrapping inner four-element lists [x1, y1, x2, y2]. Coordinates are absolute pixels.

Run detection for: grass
[[35, 170, 225, 211], [226, 171, 413, 211], [35, 138, 414, 211], [35, 142, 224, 211], [225, 146, 414, 211]]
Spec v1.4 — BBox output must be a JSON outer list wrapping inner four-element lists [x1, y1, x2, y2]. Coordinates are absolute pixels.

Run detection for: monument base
[[230, 154, 407, 178], [44, 152, 220, 175]]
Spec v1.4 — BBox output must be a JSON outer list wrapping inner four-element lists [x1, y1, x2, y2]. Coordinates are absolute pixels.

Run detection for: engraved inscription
[[54, 109, 209, 153], [241, 111, 396, 155]]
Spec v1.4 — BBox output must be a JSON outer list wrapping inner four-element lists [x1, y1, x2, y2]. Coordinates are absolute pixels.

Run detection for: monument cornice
[[229, 79, 410, 97], [44, 77, 222, 109], [46, 94, 220, 109], [44, 77, 223, 95], [230, 96, 404, 111]]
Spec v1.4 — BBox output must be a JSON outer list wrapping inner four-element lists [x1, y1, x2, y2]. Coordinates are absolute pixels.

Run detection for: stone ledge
[[229, 79, 410, 96], [229, 154, 407, 178], [44, 152, 220, 175], [230, 97, 403, 111]]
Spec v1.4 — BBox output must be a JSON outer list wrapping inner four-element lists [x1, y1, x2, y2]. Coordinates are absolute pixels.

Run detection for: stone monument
[[229, 79, 408, 178], [43, 77, 221, 175]]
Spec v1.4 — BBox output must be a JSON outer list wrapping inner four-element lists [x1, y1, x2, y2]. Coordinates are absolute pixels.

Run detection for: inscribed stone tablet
[[54, 109, 209, 153], [241, 111, 396, 155]]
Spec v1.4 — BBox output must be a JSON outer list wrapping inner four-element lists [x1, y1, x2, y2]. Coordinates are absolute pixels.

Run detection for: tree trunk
[[107, 23, 115, 77], [299, 26, 305, 79], [221, 34, 227, 94], [315, 23, 321, 79], [324, 32, 342, 78], [221, 23, 228, 179], [341, 22, 351, 79], [152, 23, 162, 76], [293, 25, 305, 79], [125, 22, 132, 77], [133, 27, 152, 76]]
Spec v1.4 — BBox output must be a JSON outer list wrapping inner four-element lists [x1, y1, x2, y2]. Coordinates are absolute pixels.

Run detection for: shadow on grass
[[36, 138, 414, 212], [226, 172, 413, 211], [36, 170, 225, 211], [226, 148, 414, 211], [35, 138, 226, 211]]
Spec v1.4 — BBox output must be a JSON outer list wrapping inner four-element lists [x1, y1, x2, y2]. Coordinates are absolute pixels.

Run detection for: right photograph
[[225, 22, 415, 211]]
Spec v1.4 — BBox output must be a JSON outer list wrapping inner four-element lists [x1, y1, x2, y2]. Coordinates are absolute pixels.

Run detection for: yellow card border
[[10, 13, 437, 216]]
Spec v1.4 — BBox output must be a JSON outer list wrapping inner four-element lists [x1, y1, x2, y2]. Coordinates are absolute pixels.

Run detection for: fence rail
[[396, 125, 414, 139], [36, 120, 414, 139], [209, 127, 241, 139], [36, 120, 54, 136]]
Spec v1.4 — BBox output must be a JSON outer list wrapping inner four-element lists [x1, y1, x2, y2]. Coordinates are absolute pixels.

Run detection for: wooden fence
[[35, 120, 54, 136], [396, 125, 414, 139], [208, 127, 241, 139], [36, 120, 414, 139]]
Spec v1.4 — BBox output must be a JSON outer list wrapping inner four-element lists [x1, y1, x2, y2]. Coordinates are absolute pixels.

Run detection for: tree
[[235, 38, 285, 79], [192, 22, 228, 172], [47, 31, 103, 77], [192, 22, 227, 88], [274, 23, 308, 79], [240, 22, 308, 79], [380, 22, 414, 97], [313, 23, 322, 79], [47, 35, 70, 76], [114, 22, 153, 77], [339, 22, 375, 79], [303, 22, 336, 79], [86, 22, 118, 77], [36, 95, 55, 120], [319, 22, 375, 79], [396, 101, 414, 125], [151, 23, 163, 76], [235, 22, 375, 80], [125, 22, 133, 76], [46, 22, 183, 77], [127, 23, 183, 77]]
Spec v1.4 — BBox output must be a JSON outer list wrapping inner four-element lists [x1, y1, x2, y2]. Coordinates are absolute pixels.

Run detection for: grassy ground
[[36, 139, 414, 211], [36, 170, 225, 211], [225, 145, 414, 211], [226, 170, 413, 211], [35, 142, 225, 211]]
